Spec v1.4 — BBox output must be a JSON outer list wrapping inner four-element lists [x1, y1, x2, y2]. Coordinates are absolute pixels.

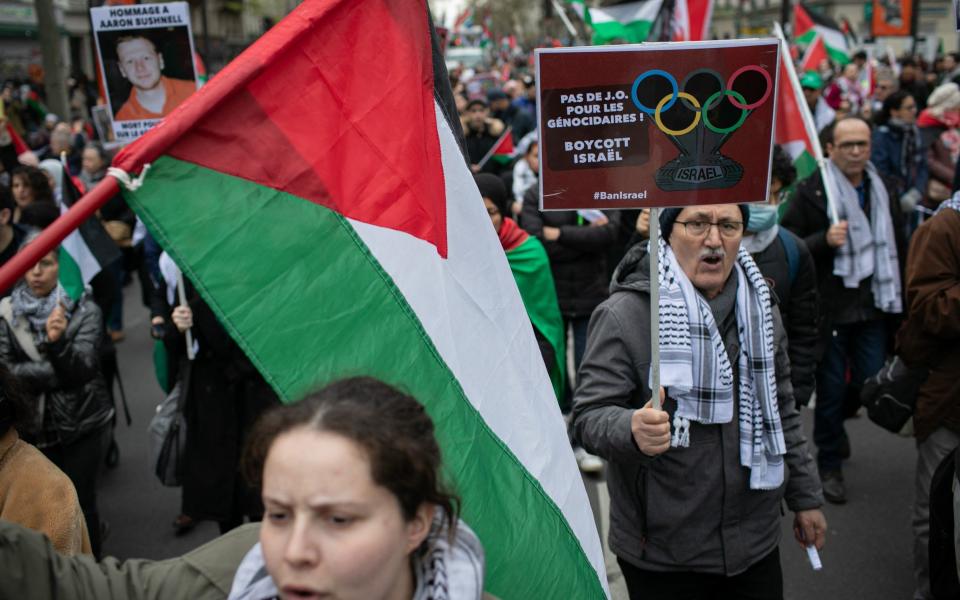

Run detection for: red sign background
[[536, 40, 779, 210]]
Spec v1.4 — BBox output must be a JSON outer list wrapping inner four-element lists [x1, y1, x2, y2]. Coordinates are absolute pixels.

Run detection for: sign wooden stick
[[176, 271, 196, 361], [649, 207, 661, 410]]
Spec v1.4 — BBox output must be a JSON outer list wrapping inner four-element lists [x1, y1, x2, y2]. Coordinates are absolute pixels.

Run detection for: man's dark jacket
[[781, 170, 907, 356], [572, 243, 823, 575]]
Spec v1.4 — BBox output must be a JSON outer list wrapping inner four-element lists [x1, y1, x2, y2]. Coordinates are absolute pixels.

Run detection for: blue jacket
[[871, 122, 928, 197]]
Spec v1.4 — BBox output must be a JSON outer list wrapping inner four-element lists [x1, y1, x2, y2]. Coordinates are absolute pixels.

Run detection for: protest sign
[[90, 2, 199, 143], [536, 39, 779, 210], [872, 0, 913, 37]]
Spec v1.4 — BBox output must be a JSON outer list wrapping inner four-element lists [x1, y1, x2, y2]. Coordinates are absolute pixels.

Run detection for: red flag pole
[[0, 176, 120, 294]]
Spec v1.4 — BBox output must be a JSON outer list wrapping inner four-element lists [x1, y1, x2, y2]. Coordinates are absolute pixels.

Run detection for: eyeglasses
[[836, 140, 869, 152], [674, 220, 744, 238], [486, 207, 500, 216]]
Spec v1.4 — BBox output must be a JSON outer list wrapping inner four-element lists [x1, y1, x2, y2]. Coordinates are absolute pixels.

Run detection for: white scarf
[[826, 160, 902, 314], [227, 515, 484, 600], [653, 238, 786, 490]]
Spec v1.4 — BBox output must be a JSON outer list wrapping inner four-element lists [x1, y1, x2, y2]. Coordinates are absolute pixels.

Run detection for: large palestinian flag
[[794, 2, 850, 65], [112, 0, 607, 597]]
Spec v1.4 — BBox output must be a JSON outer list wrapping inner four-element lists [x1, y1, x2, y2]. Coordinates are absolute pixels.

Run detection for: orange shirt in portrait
[[114, 76, 197, 121]]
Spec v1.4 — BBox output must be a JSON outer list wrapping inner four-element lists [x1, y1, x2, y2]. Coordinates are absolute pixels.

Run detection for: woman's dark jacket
[[521, 186, 621, 318], [0, 294, 113, 445], [151, 277, 278, 523]]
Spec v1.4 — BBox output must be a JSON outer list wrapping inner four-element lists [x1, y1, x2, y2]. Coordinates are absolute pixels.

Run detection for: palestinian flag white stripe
[[349, 102, 609, 596]]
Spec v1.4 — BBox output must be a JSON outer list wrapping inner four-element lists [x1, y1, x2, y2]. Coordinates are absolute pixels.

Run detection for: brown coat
[[897, 208, 960, 441], [0, 428, 91, 555]]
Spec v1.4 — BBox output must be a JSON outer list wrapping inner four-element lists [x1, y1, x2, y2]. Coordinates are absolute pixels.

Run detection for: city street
[[101, 284, 917, 598]]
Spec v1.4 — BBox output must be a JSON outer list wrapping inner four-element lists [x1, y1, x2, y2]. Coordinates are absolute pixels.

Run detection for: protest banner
[[872, 0, 913, 37], [535, 39, 779, 211], [90, 2, 199, 143]]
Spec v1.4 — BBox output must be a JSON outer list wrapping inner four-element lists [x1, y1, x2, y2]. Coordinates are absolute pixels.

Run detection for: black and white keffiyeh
[[825, 160, 902, 314], [653, 237, 786, 490], [227, 513, 484, 600], [10, 280, 74, 342]]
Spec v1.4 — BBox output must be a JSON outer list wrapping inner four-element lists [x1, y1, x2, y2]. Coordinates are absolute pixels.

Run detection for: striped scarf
[[654, 238, 786, 490], [826, 160, 902, 314]]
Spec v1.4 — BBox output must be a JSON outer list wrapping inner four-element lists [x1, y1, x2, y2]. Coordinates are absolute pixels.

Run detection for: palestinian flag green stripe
[[124, 155, 605, 599], [505, 236, 566, 401], [57, 246, 85, 300]]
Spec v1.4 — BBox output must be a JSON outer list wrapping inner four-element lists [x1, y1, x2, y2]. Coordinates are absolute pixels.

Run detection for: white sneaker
[[574, 447, 604, 473]]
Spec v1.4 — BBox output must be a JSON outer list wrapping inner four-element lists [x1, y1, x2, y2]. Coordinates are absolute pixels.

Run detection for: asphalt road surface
[[100, 286, 918, 598]]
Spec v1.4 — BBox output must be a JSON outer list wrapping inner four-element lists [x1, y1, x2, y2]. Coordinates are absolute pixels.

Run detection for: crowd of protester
[[456, 48, 960, 599], [0, 35, 958, 600]]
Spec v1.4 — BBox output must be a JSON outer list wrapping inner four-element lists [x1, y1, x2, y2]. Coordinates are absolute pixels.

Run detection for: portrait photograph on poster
[[872, 0, 913, 37], [90, 2, 199, 143], [535, 39, 780, 210]]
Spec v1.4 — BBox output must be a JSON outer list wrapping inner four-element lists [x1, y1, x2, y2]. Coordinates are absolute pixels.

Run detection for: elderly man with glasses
[[572, 203, 825, 600], [782, 116, 907, 505]]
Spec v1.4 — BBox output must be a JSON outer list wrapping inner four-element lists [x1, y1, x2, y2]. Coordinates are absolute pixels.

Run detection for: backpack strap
[[777, 228, 800, 287], [0, 297, 43, 362]]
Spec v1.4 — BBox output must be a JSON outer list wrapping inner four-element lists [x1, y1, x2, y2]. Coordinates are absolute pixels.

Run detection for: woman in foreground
[[230, 376, 487, 600], [0, 376, 492, 600]]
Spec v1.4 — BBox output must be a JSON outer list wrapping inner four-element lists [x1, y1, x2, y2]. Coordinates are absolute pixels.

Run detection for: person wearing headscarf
[[0, 234, 114, 557], [475, 173, 565, 402]]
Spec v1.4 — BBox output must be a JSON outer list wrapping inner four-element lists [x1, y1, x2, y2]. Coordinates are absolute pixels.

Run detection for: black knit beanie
[[474, 173, 510, 218], [659, 204, 751, 241]]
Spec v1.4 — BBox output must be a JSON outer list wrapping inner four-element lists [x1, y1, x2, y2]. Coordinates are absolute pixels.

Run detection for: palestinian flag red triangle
[[115, 1, 448, 256]]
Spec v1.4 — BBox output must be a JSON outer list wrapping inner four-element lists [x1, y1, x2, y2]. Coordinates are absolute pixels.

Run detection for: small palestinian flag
[[58, 169, 121, 300], [110, 0, 607, 596], [480, 126, 515, 167], [794, 2, 850, 65], [569, 0, 664, 44], [799, 33, 828, 73]]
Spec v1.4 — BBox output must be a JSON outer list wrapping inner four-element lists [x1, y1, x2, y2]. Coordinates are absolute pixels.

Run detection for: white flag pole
[[772, 21, 840, 225], [552, 0, 579, 38], [176, 271, 196, 361], [649, 207, 661, 410]]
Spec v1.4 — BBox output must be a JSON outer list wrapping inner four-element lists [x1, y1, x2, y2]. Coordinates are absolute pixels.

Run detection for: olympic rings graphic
[[702, 90, 748, 133], [655, 92, 701, 136], [726, 65, 772, 110], [631, 69, 678, 115], [632, 65, 772, 136]]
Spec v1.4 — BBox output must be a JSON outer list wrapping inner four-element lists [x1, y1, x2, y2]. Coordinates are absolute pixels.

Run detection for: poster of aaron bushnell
[[90, 2, 200, 143], [535, 39, 780, 210]]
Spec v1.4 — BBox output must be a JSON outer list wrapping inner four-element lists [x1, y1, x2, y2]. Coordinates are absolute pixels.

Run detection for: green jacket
[[0, 519, 259, 599]]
